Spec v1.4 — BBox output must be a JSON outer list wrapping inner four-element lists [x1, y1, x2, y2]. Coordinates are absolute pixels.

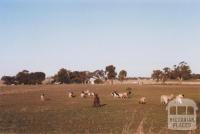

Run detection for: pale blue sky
[[0, 0, 200, 77]]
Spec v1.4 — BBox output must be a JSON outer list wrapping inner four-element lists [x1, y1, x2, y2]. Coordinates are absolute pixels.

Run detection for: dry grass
[[0, 84, 199, 134]]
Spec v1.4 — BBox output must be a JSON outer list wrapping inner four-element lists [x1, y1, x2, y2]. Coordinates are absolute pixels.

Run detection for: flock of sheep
[[40, 88, 185, 107], [161, 94, 185, 104], [111, 90, 147, 104]]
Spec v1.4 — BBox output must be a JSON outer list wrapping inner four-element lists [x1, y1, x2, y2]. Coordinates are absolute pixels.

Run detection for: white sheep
[[83, 90, 95, 97], [68, 92, 75, 98], [139, 97, 146, 104], [111, 91, 120, 98], [80, 91, 86, 98], [119, 91, 132, 99], [168, 94, 174, 101], [176, 94, 184, 104], [118, 93, 127, 98], [90, 92, 95, 97], [41, 93, 45, 101], [161, 94, 174, 105], [84, 90, 90, 95]]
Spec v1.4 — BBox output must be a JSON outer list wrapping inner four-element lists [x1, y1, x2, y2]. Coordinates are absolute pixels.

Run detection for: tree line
[[1, 70, 45, 85], [49, 65, 127, 84], [151, 61, 200, 83], [1, 62, 199, 85], [1, 65, 127, 85]]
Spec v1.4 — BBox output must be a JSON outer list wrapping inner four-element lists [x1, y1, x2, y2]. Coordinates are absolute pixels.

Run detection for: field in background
[[112, 79, 200, 85], [0, 84, 199, 134]]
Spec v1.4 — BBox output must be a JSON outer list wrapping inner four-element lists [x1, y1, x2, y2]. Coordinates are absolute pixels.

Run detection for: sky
[[0, 0, 200, 77]]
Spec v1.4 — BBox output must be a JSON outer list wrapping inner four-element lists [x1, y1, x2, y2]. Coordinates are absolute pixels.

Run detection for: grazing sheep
[[111, 91, 120, 98], [41, 93, 45, 101], [84, 90, 90, 95], [93, 94, 101, 107], [68, 92, 75, 98], [161, 94, 174, 105], [139, 97, 146, 104], [161, 95, 168, 104], [90, 92, 95, 97], [81, 91, 87, 98], [118, 91, 132, 99], [83, 90, 95, 97], [168, 94, 175, 101], [87, 91, 95, 97], [118, 93, 126, 98], [176, 94, 184, 104], [111, 90, 132, 99]]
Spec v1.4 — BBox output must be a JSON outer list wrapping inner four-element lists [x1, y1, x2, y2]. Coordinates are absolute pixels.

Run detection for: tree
[[1, 76, 16, 85], [118, 70, 127, 83], [151, 70, 162, 82], [15, 70, 46, 85], [152, 61, 192, 83], [92, 70, 106, 80], [28, 72, 46, 84], [191, 74, 200, 79], [173, 61, 191, 82], [94, 79, 104, 84], [161, 67, 171, 83], [16, 70, 30, 84], [70, 71, 82, 83], [78, 71, 90, 84], [54, 68, 71, 84], [105, 65, 117, 85]]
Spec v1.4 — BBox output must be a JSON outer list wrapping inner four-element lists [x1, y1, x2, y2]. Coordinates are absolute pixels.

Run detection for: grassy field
[[0, 84, 199, 134]]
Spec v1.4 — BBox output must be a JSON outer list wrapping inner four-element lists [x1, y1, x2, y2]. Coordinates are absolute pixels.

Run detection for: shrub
[[94, 79, 104, 84]]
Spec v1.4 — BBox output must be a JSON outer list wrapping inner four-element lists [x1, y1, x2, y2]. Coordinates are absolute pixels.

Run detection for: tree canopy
[[1, 70, 45, 85], [105, 65, 117, 84], [118, 70, 127, 83], [151, 61, 192, 83]]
